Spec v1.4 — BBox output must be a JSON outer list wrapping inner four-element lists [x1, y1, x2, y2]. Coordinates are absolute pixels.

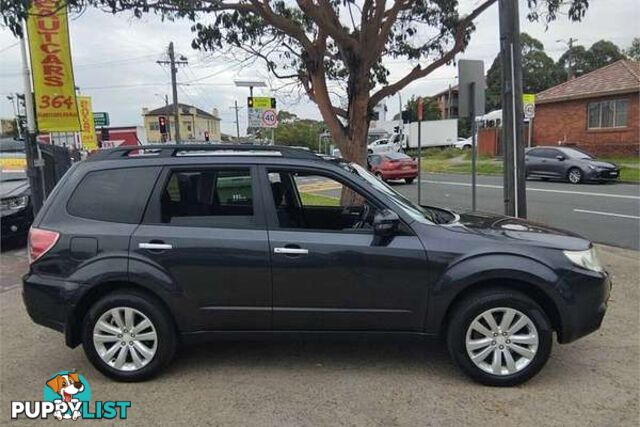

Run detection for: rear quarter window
[[67, 167, 160, 223]]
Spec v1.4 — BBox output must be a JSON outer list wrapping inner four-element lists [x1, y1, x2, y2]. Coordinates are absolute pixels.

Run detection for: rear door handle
[[139, 242, 173, 250], [274, 247, 309, 255]]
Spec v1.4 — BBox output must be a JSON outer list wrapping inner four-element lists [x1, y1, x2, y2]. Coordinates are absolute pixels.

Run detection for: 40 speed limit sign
[[261, 109, 278, 128]]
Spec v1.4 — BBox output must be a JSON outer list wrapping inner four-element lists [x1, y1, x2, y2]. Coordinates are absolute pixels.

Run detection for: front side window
[[587, 99, 629, 129], [68, 167, 160, 223], [267, 170, 375, 231], [160, 168, 254, 227]]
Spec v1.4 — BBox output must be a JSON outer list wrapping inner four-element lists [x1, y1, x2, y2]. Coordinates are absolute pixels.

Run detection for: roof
[[432, 84, 459, 98], [537, 60, 640, 104], [145, 103, 220, 120]]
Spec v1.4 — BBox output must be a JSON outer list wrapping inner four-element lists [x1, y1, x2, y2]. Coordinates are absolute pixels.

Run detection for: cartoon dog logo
[[46, 371, 85, 420]]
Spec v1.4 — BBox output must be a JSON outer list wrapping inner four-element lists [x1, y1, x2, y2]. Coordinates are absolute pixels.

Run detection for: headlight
[[563, 247, 603, 272], [0, 195, 29, 217], [588, 164, 597, 170]]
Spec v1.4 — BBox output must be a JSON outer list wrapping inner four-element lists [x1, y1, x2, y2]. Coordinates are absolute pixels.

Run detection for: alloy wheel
[[568, 169, 582, 184], [93, 307, 158, 372], [465, 307, 539, 376]]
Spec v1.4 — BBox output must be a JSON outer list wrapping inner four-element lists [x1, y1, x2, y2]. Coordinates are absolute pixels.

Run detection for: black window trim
[[65, 165, 162, 224], [141, 164, 265, 230], [257, 164, 415, 236]]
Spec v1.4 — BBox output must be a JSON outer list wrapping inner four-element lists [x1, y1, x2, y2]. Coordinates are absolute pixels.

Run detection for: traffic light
[[158, 116, 167, 134], [204, 131, 210, 142], [100, 127, 110, 142], [401, 110, 410, 123]]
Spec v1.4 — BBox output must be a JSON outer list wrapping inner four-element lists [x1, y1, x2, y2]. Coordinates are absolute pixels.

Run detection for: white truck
[[390, 119, 458, 150]]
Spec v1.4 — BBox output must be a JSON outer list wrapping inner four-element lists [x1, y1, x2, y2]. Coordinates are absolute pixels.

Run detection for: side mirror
[[556, 155, 565, 161], [373, 209, 399, 236]]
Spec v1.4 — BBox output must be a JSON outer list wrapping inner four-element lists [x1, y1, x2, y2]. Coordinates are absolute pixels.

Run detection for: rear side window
[[67, 167, 160, 223], [159, 168, 255, 228]]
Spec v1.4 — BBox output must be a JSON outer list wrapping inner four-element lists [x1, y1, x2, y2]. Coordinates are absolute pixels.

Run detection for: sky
[[0, 0, 638, 136]]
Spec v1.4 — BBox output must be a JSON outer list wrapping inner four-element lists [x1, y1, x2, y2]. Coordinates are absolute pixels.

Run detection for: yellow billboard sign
[[78, 96, 97, 150], [27, 0, 80, 132]]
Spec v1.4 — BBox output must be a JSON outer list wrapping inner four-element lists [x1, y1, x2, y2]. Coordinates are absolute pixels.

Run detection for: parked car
[[368, 152, 418, 184], [454, 137, 472, 150], [1, 139, 32, 242], [525, 146, 620, 184], [367, 138, 401, 154], [23, 144, 610, 386]]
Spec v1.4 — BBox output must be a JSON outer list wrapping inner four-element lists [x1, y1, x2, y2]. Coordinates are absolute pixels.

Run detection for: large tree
[[558, 40, 625, 79], [392, 95, 440, 122], [625, 37, 640, 61], [486, 33, 563, 111], [3, 0, 589, 165]]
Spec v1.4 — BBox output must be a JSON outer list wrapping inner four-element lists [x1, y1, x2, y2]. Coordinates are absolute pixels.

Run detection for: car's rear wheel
[[567, 167, 583, 184], [447, 288, 552, 386], [82, 290, 176, 382], [405, 177, 415, 184]]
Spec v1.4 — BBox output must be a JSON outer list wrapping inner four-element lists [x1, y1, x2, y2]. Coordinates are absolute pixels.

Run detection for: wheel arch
[[439, 279, 563, 341], [66, 281, 179, 348]]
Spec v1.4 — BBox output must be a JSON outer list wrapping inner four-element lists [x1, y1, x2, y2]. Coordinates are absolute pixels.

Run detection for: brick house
[[533, 60, 639, 156], [432, 84, 459, 119]]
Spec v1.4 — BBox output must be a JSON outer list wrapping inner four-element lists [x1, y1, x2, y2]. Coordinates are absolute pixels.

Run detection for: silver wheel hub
[[93, 307, 158, 372], [465, 307, 539, 376]]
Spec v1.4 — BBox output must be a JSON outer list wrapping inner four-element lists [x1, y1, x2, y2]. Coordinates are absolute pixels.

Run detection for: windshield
[[349, 163, 435, 224], [562, 147, 594, 160]]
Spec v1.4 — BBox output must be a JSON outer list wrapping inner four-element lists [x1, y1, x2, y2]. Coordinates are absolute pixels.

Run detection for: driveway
[[1, 244, 638, 425]]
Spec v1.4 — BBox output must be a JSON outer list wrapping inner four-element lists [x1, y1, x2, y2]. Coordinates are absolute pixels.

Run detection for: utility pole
[[230, 100, 241, 139], [499, 0, 527, 218], [19, 26, 45, 214], [157, 42, 187, 143], [558, 37, 578, 81]]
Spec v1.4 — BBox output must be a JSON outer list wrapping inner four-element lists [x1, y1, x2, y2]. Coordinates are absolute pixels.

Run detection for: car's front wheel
[[405, 177, 415, 184], [567, 167, 583, 184], [82, 290, 176, 382], [447, 288, 552, 386]]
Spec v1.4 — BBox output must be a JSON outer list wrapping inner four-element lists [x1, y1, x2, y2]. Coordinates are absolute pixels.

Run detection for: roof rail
[[87, 144, 321, 161]]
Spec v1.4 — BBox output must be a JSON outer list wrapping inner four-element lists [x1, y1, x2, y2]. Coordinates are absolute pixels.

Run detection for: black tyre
[[446, 288, 552, 386], [82, 290, 177, 382], [405, 177, 415, 184], [567, 167, 583, 184]]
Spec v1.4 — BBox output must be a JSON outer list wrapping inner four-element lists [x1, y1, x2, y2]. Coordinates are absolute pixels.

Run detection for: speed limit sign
[[523, 94, 535, 119], [261, 109, 278, 128]]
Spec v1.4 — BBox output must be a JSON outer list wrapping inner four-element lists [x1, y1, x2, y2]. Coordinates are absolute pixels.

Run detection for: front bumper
[[1, 207, 33, 241], [556, 268, 611, 344], [584, 168, 620, 182]]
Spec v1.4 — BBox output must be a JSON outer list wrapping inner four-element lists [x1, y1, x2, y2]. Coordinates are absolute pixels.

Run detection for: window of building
[[68, 167, 160, 223], [160, 168, 254, 228], [149, 122, 160, 131], [587, 99, 629, 129]]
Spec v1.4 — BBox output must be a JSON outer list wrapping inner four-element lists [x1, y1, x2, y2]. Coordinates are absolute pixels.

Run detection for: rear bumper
[[557, 269, 611, 344], [381, 169, 418, 180], [22, 272, 84, 347]]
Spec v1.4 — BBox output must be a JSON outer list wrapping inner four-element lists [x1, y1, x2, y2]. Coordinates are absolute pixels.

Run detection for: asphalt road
[[392, 173, 640, 250], [1, 244, 638, 425]]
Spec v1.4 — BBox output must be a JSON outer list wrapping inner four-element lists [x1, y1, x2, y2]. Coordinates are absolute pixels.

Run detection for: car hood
[[445, 211, 590, 251], [0, 179, 30, 199], [588, 160, 617, 169]]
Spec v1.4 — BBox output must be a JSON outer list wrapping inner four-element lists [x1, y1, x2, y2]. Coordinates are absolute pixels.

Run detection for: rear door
[[131, 165, 272, 331]]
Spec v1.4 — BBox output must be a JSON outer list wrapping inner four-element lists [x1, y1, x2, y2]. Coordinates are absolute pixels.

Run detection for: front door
[[260, 166, 429, 331], [131, 165, 271, 331]]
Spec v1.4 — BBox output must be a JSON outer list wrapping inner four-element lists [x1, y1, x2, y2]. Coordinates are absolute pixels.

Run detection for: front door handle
[[274, 247, 309, 255], [139, 242, 173, 250]]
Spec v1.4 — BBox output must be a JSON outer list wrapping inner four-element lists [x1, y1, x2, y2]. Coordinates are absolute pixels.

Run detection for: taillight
[[28, 227, 60, 264]]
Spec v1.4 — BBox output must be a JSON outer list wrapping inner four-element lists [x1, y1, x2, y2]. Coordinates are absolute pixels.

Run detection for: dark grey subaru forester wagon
[[23, 145, 610, 386]]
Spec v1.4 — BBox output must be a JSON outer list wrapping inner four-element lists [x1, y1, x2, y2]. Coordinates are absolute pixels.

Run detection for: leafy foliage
[[392, 95, 440, 122], [625, 38, 640, 61]]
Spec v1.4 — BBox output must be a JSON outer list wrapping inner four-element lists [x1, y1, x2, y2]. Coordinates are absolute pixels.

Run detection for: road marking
[[420, 179, 640, 200], [573, 209, 640, 220]]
